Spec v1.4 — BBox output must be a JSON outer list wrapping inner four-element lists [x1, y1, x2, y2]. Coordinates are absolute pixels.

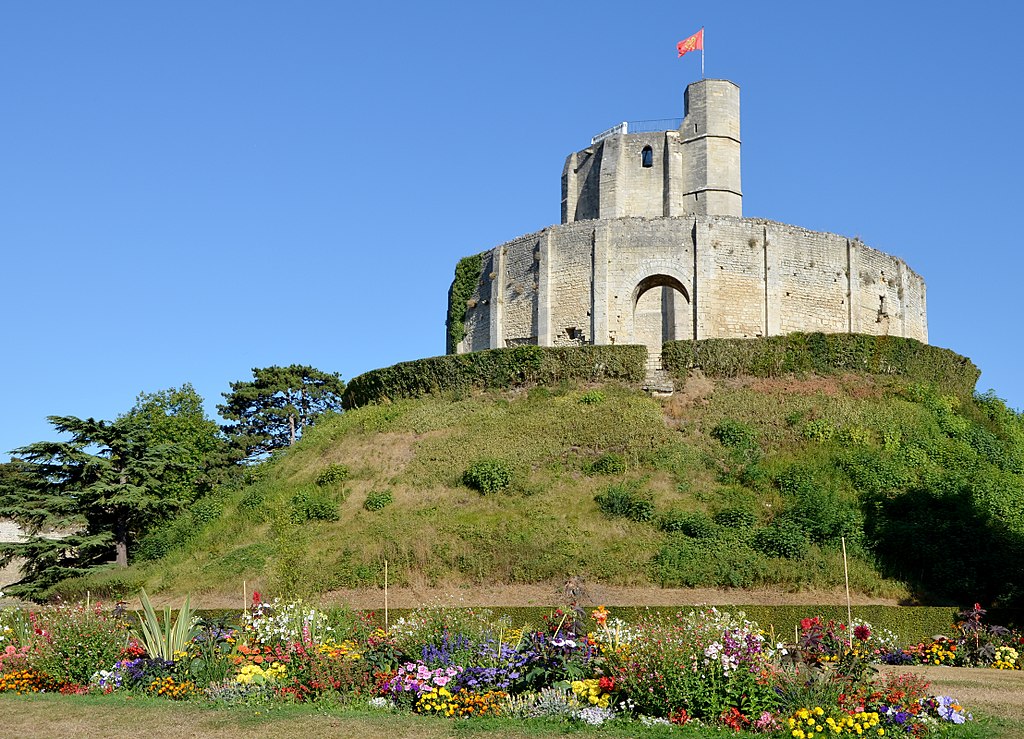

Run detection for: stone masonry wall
[[502, 232, 540, 345], [548, 224, 594, 346], [460, 250, 494, 353], [455, 215, 927, 354]]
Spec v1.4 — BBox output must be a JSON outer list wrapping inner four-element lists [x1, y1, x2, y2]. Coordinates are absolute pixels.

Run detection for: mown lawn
[[4, 664, 1023, 739]]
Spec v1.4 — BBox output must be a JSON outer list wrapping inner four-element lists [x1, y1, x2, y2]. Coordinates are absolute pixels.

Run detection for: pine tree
[[0, 385, 226, 599], [218, 364, 345, 460]]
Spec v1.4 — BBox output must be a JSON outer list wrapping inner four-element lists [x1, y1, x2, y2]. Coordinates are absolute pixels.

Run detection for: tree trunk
[[115, 474, 129, 567], [114, 518, 128, 568], [289, 413, 296, 446]]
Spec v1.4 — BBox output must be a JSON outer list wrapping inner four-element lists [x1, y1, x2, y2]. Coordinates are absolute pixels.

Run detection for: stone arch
[[630, 273, 692, 349], [631, 273, 690, 307]]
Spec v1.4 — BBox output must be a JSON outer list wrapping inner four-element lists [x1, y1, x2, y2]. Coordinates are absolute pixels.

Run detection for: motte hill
[[63, 335, 1024, 611]]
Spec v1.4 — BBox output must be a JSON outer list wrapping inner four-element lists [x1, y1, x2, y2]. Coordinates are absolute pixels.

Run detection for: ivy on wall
[[446, 253, 484, 354]]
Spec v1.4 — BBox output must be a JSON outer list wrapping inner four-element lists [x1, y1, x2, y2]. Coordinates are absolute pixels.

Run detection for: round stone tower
[[561, 79, 741, 223], [679, 78, 741, 217]]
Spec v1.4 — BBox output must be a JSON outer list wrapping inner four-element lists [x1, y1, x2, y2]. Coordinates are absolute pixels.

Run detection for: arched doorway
[[631, 274, 691, 350]]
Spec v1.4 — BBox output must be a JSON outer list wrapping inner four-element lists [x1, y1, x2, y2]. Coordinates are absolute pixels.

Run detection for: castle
[[447, 79, 927, 362]]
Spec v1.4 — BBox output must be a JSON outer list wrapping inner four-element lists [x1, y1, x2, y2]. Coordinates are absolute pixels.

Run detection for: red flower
[[252, 591, 262, 605], [854, 625, 872, 642], [598, 676, 616, 692], [669, 708, 690, 725], [721, 707, 750, 732], [800, 617, 820, 631]]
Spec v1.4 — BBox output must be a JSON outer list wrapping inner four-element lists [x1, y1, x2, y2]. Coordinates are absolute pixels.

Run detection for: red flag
[[677, 28, 704, 58]]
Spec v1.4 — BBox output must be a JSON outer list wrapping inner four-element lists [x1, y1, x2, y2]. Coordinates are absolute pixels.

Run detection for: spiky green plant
[[131, 588, 200, 660]]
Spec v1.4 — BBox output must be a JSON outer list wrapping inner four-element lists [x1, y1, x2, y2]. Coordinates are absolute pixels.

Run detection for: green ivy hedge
[[170, 604, 1023, 641], [446, 253, 484, 354], [662, 334, 979, 396], [342, 345, 648, 409]]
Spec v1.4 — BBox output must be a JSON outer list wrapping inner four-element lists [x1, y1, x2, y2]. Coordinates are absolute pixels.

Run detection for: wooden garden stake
[[842, 537, 853, 649], [243, 580, 247, 614], [384, 559, 389, 633]]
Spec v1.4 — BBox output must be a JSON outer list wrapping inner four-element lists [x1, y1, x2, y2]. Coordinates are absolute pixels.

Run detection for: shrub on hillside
[[585, 453, 626, 475], [657, 510, 717, 538], [712, 506, 759, 533], [652, 534, 767, 588], [189, 496, 223, 526], [594, 482, 654, 522], [290, 487, 340, 523], [315, 463, 350, 486], [462, 459, 514, 494], [711, 419, 758, 450], [802, 419, 835, 442], [363, 489, 394, 511], [753, 520, 811, 559]]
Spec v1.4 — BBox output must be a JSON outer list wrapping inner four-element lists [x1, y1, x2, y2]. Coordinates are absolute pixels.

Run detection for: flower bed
[[1, 594, 1020, 735]]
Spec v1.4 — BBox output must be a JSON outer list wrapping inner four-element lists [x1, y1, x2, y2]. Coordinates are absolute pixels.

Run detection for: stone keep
[[448, 79, 927, 355]]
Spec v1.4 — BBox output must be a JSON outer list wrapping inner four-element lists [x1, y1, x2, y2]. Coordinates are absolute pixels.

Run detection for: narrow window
[[641, 145, 653, 168]]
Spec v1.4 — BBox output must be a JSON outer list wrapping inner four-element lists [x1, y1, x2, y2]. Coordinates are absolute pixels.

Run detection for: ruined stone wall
[[696, 218, 765, 338], [460, 250, 494, 353], [770, 224, 850, 336], [501, 232, 540, 345], [454, 215, 927, 354], [547, 224, 594, 347]]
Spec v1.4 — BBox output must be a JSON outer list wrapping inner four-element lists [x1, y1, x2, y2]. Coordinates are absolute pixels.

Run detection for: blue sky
[[3, 2, 1023, 459]]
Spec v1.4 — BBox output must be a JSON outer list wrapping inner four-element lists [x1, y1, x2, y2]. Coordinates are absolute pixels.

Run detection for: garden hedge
[[662, 333, 979, 396], [190, 605, 1022, 644], [342, 345, 648, 409]]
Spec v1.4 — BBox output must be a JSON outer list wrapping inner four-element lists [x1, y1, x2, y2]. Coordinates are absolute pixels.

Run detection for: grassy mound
[[54, 338, 1024, 611]]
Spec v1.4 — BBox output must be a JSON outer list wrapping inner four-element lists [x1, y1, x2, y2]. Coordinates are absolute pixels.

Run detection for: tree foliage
[[217, 364, 345, 460], [0, 384, 225, 600]]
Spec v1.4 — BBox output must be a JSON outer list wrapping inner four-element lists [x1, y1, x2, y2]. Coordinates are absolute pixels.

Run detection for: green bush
[[658, 510, 717, 538], [712, 419, 758, 450], [134, 529, 174, 561], [189, 496, 223, 526], [713, 506, 759, 531], [652, 534, 767, 588], [802, 419, 835, 442], [315, 463, 350, 486], [238, 487, 266, 518], [342, 344, 648, 409], [753, 520, 811, 559], [462, 458, 514, 494], [838, 425, 875, 446], [594, 482, 654, 522], [290, 487, 340, 523], [662, 333, 979, 396], [363, 489, 394, 511], [579, 389, 606, 405], [586, 453, 627, 475]]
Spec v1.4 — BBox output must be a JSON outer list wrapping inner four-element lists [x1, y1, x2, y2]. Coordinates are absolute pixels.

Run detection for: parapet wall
[[454, 215, 927, 353]]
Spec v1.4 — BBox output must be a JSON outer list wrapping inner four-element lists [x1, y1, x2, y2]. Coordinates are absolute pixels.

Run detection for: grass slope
[[59, 371, 1024, 609]]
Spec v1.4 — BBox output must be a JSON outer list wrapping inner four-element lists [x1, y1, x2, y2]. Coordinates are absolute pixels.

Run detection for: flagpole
[[701, 28, 705, 79]]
